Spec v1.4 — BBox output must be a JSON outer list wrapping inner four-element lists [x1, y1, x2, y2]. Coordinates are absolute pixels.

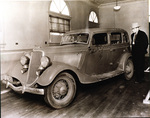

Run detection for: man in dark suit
[[131, 23, 148, 83]]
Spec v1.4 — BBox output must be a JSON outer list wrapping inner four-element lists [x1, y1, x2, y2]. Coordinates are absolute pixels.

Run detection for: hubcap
[[53, 79, 68, 100], [125, 61, 133, 78], [126, 64, 131, 74]]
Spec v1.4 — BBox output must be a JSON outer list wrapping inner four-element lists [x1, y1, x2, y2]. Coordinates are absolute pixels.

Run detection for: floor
[[1, 72, 150, 118]]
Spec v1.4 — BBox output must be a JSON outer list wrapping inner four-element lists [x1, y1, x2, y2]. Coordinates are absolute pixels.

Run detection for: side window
[[110, 32, 122, 44], [92, 33, 107, 45]]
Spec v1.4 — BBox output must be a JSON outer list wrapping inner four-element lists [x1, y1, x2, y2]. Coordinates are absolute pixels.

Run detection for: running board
[[91, 69, 124, 81]]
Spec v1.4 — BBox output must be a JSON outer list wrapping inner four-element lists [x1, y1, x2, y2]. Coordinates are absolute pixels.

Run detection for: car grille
[[27, 51, 42, 85]]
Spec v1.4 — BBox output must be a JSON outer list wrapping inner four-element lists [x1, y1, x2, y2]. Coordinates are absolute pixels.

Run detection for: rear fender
[[37, 62, 79, 86], [118, 52, 132, 71]]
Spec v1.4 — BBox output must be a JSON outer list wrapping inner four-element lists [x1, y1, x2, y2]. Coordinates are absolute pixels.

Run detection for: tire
[[123, 58, 134, 80], [44, 72, 76, 109]]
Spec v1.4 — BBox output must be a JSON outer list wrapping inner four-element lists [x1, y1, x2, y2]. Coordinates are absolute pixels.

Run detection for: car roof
[[65, 28, 127, 34]]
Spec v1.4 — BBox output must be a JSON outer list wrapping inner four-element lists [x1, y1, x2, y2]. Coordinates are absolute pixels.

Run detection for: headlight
[[36, 56, 51, 76], [40, 56, 50, 68], [20, 56, 30, 65]]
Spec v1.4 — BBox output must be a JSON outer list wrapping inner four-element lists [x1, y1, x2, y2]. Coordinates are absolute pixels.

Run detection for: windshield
[[61, 33, 89, 44]]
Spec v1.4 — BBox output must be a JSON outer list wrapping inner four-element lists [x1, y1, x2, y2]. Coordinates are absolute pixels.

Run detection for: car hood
[[34, 44, 87, 53], [33, 45, 87, 68]]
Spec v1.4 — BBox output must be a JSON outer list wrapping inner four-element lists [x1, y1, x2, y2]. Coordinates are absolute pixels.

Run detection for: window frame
[[109, 32, 122, 45]]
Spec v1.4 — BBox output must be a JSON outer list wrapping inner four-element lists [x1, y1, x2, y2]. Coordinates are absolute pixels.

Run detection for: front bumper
[[1, 75, 44, 95]]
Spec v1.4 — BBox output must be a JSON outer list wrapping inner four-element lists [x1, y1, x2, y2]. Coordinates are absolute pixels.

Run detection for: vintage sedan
[[1, 28, 134, 109]]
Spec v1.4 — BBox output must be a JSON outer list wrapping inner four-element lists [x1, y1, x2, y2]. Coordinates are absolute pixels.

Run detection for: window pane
[[59, 0, 66, 11], [51, 23, 58, 31], [50, 2, 59, 13], [93, 33, 107, 45], [89, 15, 93, 22], [59, 24, 64, 32], [59, 19, 63, 24], [64, 20, 69, 25], [65, 25, 69, 31], [94, 17, 98, 23], [62, 6, 70, 15], [51, 17, 58, 23], [110, 33, 122, 44]]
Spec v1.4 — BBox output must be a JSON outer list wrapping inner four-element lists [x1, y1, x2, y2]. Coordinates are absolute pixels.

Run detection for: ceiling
[[89, 0, 141, 5]]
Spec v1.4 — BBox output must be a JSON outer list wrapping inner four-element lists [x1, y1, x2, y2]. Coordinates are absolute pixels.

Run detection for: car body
[[1, 28, 134, 109]]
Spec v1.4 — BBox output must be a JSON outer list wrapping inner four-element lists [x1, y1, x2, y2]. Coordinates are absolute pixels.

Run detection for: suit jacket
[[131, 30, 148, 55]]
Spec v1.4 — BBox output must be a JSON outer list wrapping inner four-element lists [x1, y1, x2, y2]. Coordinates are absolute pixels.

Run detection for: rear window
[[110, 32, 122, 44]]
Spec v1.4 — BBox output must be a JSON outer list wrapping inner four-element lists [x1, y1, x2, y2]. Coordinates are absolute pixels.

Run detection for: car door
[[108, 32, 125, 71], [84, 33, 111, 75]]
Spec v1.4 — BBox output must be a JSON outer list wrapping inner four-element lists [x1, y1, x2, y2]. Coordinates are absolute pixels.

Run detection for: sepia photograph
[[0, 0, 150, 117]]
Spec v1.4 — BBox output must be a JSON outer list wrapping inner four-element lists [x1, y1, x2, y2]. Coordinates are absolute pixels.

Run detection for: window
[[50, 0, 69, 15], [92, 33, 107, 45], [49, 16, 70, 33], [49, 0, 70, 34], [89, 11, 98, 23], [110, 33, 122, 44]]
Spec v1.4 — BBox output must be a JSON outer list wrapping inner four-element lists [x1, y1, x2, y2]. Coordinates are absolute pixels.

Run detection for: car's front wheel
[[123, 58, 134, 80], [44, 72, 76, 109]]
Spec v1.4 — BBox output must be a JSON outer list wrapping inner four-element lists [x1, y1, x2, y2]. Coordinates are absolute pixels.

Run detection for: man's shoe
[[139, 79, 145, 83]]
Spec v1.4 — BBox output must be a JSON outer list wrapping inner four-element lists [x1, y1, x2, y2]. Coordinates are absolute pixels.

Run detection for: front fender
[[37, 62, 79, 86], [6, 62, 28, 85]]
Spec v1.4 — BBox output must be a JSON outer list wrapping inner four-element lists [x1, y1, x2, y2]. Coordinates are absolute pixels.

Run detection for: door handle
[[89, 48, 95, 53]]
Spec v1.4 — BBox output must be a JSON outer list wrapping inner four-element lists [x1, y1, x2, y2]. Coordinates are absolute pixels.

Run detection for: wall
[[0, 1, 99, 51], [67, 1, 99, 30], [99, 0, 148, 38], [1, 1, 50, 51]]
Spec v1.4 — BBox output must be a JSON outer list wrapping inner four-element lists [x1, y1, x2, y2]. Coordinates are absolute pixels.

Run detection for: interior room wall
[[0, 1, 99, 51], [99, 0, 148, 39], [67, 1, 99, 30], [1, 1, 50, 51]]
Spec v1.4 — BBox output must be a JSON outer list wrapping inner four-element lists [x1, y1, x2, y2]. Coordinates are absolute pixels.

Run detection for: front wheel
[[123, 58, 134, 80], [44, 72, 76, 109]]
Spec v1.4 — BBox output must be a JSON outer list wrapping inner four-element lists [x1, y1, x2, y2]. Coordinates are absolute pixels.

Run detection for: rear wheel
[[44, 72, 76, 109], [123, 58, 134, 80]]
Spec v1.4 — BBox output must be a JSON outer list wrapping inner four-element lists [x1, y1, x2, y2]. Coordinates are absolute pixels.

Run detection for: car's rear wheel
[[44, 72, 76, 109], [123, 58, 134, 80]]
